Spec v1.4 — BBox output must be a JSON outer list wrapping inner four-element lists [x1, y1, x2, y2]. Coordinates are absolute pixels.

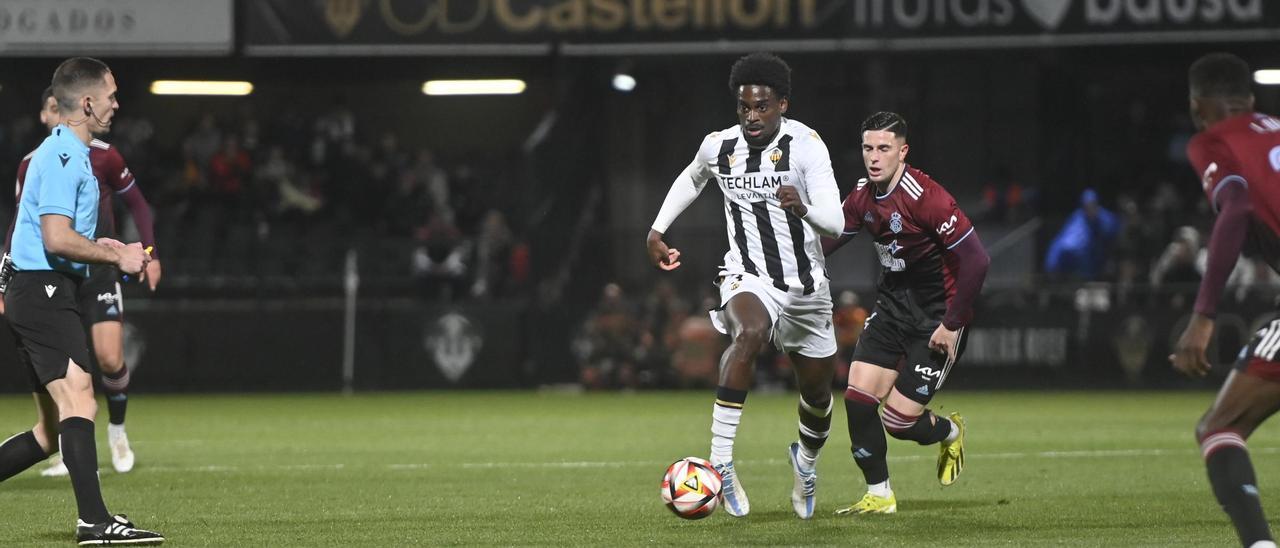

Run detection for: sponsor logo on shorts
[[97, 292, 119, 305], [914, 364, 942, 379]]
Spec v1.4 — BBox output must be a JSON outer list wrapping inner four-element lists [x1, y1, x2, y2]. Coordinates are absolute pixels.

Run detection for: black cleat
[[76, 514, 164, 545]]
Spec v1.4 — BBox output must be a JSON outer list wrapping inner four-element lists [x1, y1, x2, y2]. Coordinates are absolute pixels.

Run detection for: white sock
[[710, 404, 742, 465], [107, 423, 126, 441], [797, 443, 819, 470], [867, 480, 892, 498], [1249, 541, 1277, 548], [942, 418, 959, 444]]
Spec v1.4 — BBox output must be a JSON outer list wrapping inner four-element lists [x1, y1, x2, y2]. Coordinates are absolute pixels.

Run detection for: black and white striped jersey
[[686, 119, 841, 294]]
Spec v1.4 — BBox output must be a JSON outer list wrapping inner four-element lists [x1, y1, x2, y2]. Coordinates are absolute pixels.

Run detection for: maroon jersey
[[10, 139, 154, 254], [838, 165, 975, 328], [1187, 112, 1280, 270]]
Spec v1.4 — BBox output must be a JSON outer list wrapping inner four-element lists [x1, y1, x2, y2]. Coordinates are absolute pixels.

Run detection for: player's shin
[[844, 386, 889, 490], [710, 386, 747, 465], [883, 405, 952, 445], [59, 417, 111, 524], [796, 395, 832, 469], [102, 363, 130, 426], [1200, 430, 1275, 546], [0, 431, 49, 482]]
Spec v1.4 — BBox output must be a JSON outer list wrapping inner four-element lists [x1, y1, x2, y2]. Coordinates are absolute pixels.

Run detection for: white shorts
[[708, 272, 837, 358]]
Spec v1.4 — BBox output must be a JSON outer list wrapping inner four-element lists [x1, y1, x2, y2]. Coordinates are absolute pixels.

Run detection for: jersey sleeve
[[793, 131, 842, 237], [650, 134, 715, 234], [98, 148, 136, 193], [1187, 134, 1246, 213], [32, 153, 78, 218], [920, 182, 975, 249]]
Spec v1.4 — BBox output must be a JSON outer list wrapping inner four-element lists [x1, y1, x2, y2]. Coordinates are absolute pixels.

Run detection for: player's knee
[[733, 322, 770, 350], [883, 405, 934, 444], [57, 392, 97, 421], [32, 422, 58, 454], [96, 353, 124, 375], [843, 386, 880, 419], [1195, 411, 1245, 444]]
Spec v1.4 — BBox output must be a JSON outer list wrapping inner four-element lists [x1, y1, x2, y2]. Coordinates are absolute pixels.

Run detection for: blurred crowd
[[1045, 184, 1280, 304], [573, 280, 871, 390], [0, 104, 531, 299]]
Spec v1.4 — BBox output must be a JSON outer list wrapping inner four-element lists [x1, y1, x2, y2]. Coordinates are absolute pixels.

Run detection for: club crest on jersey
[[768, 147, 783, 166], [890, 212, 903, 233]]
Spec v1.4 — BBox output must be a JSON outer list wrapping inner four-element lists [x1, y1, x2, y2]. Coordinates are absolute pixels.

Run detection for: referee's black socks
[[0, 430, 48, 482], [60, 417, 111, 524]]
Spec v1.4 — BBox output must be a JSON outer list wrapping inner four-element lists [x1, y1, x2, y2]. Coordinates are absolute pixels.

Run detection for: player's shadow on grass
[[895, 498, 998, 512]]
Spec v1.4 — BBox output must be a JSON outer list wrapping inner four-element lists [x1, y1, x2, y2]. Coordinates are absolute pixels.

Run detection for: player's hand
[[1170, 313, 1214, 378], [929, 323, 959, 364], [0, 294, 7, 316], [646, 229, 681, 271], [96, 237, 126, 249], [114, 242, 149, 276], [776, 185, 808, 218], [141, 258, 162, 292]]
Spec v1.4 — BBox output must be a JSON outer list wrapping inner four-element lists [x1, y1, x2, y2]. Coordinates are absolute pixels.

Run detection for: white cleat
[[40, 454, 68, 477], [787, 442, 817, 519], [713, 461, 750, 517], [108, 426, 135, 473]]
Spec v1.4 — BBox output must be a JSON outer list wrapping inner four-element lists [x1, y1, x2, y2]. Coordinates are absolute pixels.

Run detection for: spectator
[[577, 283, 640, 389], [1044, 188, 1121, 281], [1150, 226, 1202, 287]]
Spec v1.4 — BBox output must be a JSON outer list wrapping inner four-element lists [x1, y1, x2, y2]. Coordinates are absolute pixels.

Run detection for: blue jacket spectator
[[1044, 189, 1121, 281]]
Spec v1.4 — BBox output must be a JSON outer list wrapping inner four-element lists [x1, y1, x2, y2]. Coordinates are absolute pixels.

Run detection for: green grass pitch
[[0, 390, 1274, 546]]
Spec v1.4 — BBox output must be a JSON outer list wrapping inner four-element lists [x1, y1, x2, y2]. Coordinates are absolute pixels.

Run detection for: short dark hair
[[1189, 52, 1252, 99], [861, 111, 908, 141], [40, 86, 53, 110], [729, 52, 791, 99], [51, 57, 111, 112]]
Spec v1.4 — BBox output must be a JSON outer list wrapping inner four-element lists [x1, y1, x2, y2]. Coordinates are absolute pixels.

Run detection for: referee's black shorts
[[6, 270, 91, 393]]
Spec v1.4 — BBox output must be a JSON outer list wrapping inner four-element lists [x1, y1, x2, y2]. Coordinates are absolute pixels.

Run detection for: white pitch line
[[124, 447, 1280, 474]]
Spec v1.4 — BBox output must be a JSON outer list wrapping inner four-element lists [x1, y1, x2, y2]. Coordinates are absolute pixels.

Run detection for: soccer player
[[5, 86, 161, 478], [1172, 52, 1280, 548], [824, 112, 989, 515], [0, 57, 163, 544], [646, 52, 843, 519]]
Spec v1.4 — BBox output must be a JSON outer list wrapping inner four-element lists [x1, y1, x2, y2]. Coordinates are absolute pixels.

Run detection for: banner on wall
[[244, 0, 1280, 56], [0, 0, 233, 56]]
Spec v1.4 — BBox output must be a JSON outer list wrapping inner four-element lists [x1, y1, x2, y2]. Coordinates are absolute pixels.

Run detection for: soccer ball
[[660, 457, 722, 519]]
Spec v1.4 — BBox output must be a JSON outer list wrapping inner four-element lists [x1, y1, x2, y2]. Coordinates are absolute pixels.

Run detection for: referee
[[0, 58, 162, 545]]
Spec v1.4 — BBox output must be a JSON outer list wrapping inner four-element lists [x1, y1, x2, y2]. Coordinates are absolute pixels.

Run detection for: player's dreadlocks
[[861, 111, 908, 141], [1189, 52, 1252, 100], [729, 52, 791, 99]]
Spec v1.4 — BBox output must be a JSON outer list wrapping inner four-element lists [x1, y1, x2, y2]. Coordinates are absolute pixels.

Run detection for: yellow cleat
[[938, 412, 965, 486], [834, 492, 897, 515]]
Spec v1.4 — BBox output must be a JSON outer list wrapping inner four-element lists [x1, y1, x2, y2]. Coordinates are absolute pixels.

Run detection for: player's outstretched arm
[[1171, 181, 1251, 378], [648, 155, 710, 272]]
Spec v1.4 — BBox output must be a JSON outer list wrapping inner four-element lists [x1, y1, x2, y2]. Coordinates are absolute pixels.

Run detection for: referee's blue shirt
[[11, 125, 100, 277]]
